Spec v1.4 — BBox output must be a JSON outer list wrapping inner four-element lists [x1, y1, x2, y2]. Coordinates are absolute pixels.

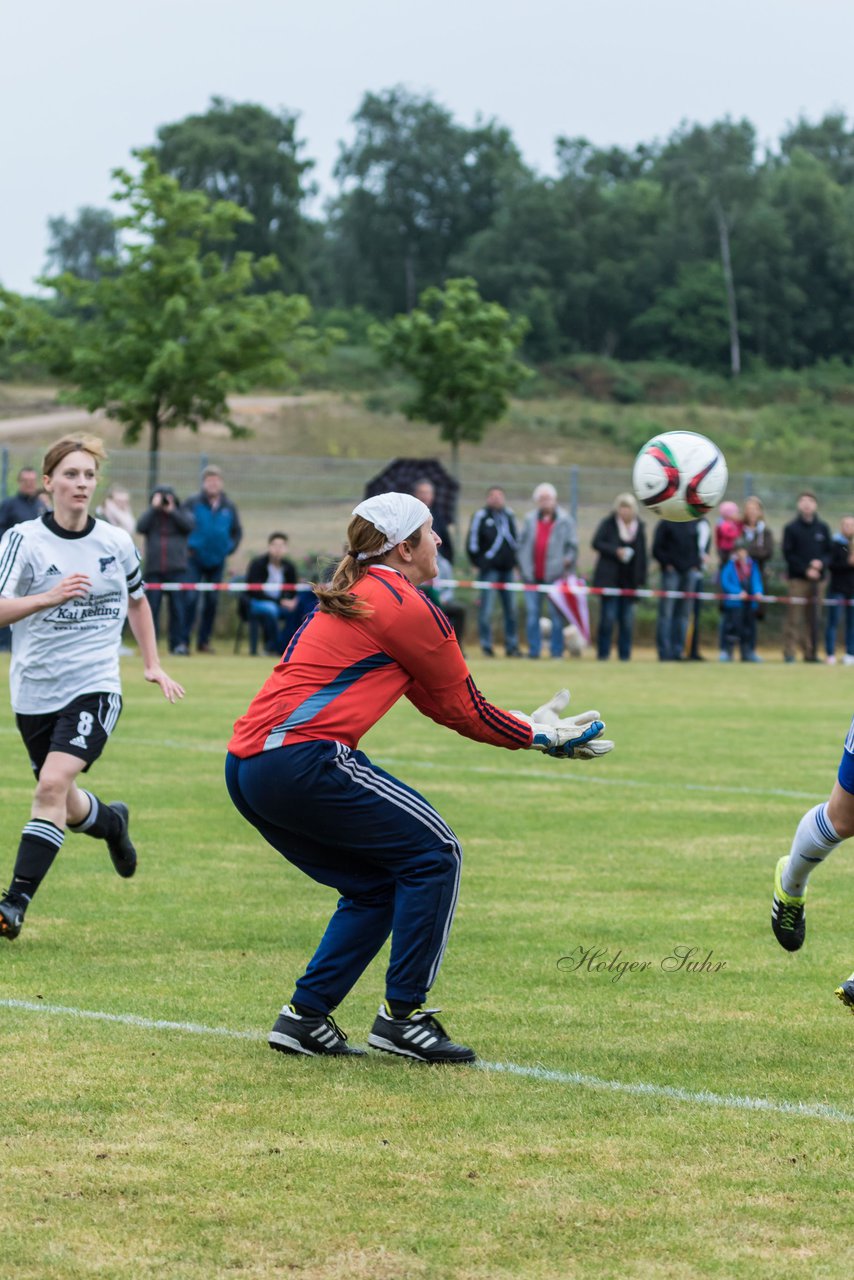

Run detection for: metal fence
[[3, 445, 854, 575]]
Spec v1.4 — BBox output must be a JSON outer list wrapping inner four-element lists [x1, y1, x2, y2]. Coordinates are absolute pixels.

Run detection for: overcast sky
[[2, 0, 853, 293]]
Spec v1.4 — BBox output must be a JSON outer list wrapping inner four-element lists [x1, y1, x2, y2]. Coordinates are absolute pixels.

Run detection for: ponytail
[[313, 548, 374, 618], [313, 514, 423, 618]]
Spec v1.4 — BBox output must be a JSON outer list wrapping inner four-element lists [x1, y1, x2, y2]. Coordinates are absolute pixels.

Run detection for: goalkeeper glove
[[511, 687, 615, 760]]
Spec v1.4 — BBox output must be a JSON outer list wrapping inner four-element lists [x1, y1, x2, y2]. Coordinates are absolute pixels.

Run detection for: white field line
[[2, 997, 851, 1124], [0, 724, 824, 803]]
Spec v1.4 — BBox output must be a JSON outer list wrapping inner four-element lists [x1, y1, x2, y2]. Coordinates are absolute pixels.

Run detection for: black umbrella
[[363, 458, 459, 527]]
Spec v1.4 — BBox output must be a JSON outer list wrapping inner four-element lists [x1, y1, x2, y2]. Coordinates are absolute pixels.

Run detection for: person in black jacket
[[0, 468, 48, 537], [245, 532, 302, 655], [137, 486, 194, 655], [592, 494, 647, 661], [825, 516, 854, 665], [782, 491, 831, 663], [466, 487, 520, 656], [652, 518, 701, 661], [0, 469, 49, 651]]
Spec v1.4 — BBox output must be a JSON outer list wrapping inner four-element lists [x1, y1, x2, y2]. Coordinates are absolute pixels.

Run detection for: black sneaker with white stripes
[[368, 1003, 476, 1064], [0, 892, 27, 941], [106, 803, 136, 878], [268, 1005, 366, 1057]]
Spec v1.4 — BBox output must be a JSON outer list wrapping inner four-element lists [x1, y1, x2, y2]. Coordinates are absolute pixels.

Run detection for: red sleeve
[[377, 583, 532, 751]]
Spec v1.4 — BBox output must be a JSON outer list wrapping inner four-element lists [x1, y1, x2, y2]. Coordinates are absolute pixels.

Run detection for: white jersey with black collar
[[0, 513, 144, 714]]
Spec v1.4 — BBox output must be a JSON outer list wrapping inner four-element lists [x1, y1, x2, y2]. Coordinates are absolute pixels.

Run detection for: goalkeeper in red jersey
[[226, 493, 613, 1063]]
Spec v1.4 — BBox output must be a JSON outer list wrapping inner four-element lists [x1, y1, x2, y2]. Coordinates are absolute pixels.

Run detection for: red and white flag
[[547, 574, 591, 646]]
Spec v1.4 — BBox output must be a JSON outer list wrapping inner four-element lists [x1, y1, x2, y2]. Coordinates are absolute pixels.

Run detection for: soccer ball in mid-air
[[632, 430, 728, 522]]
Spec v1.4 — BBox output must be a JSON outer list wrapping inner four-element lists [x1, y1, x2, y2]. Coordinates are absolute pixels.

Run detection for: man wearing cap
[[182, 466, 243, 654], [226, 492, 614, 1065]]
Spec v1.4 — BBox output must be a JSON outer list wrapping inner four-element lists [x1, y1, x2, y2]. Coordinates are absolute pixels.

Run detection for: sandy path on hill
[[0, 394, 313, 442]]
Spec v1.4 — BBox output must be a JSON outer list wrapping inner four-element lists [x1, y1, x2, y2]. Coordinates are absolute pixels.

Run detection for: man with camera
[[136, 485, 195, 655]]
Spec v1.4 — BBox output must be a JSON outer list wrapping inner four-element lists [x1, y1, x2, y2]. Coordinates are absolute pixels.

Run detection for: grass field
[[1, 652, 853, 1279]]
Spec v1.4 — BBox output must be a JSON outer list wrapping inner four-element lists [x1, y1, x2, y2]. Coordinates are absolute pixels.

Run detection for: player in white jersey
[[0, 435, 184, 941], [771, 714, 854, 1012]]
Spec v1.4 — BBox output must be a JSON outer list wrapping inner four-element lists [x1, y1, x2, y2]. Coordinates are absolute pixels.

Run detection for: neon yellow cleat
[[771, 856, 806, 952], [834, 973, 854, 1013]]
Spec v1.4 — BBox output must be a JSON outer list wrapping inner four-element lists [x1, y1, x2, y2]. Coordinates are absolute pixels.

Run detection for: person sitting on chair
[[245, 533, 301, 655]]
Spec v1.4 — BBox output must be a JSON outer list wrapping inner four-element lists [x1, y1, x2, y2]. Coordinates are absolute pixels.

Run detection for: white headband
[[352, 492, 432, 560]]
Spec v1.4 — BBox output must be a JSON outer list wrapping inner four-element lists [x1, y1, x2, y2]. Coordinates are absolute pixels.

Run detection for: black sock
[[68, 792, 122, 842], [388, 999, 417, 1019], [8, 820, 65, 902], [291, 1002, 323, 1019]]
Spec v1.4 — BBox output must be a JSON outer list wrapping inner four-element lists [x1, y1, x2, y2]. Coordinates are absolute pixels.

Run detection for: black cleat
[[268, 1005, 365, 1057], [771, 856, 805, 952], [106, 803, 136, 878], [834, 973, 854, 1014], [368, 1003, 476, 1064], [0, 893, 27, 941]]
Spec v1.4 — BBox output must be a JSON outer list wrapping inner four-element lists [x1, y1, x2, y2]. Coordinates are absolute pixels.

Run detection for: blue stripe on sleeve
[[263, 652, 395, 749]]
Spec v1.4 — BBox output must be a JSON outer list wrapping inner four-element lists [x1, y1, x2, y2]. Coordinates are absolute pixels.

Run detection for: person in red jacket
[[226, 493, 613, 1064]]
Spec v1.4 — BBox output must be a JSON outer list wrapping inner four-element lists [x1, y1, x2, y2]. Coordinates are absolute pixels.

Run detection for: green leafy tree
[[154, 97, 315, 293], [780, 113, 854, 186], [331, 88, 527, 315], [45, 206, 118, 281], [451, 177, 583, 359], [630, 261, 733, 368], [29, 151, 317, 489], [763, 149, 854, 362], [370, 277, 529, 475], [655, 119, 759, 374]]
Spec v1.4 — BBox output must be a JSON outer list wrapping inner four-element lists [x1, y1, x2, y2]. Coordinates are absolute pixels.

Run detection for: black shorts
[[16, 692, 123, 778]]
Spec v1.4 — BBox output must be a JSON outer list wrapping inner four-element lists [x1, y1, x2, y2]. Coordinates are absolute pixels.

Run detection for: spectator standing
[[466, 487, 520, 657], [245, 533, 302, 655], [719, 538, 764, 662], [826, 516, 854, 666], [688, 517, 712, 661], [652, 519, 701, 661], [782, 491, 831, 664], [741, 495, 774, 589], [97, 485, 136, 537], [518, 483, 578, 660], [0, 469, 49, 652], [136, 486, 194, 655], [715, 501, 742, 568], [591, 493, 647, 661], [413, 478, 454, 564], [183, 465, 242, 654], [0, 468, 49, 537]]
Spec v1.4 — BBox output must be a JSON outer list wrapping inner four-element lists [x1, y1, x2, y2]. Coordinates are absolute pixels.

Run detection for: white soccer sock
[[781, 804, 842, 896]]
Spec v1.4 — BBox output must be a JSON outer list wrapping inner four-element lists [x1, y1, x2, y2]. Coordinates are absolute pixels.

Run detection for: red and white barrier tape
[[151, 579, 852, 607]]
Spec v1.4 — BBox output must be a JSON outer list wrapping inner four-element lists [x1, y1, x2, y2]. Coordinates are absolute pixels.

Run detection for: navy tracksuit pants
[[225, 741, 462, 1013]]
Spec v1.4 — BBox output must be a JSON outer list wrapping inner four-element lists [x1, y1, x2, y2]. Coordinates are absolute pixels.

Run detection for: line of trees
[[35, 92, 854, 375]]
